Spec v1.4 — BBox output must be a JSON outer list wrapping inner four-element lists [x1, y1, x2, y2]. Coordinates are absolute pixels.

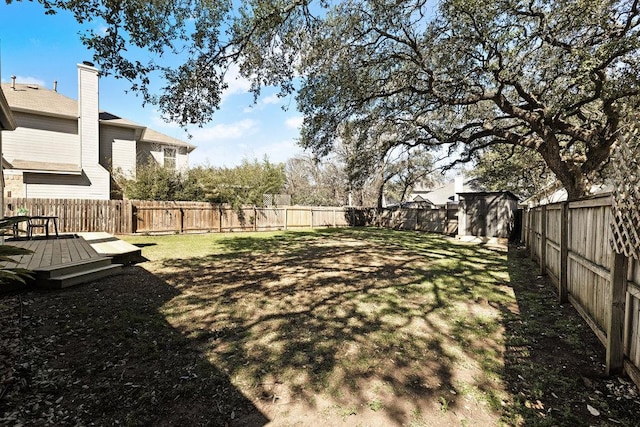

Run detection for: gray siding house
[[409, 176, 479, 206], [1, 63, 195, 200], [0, 84, 17, 224]]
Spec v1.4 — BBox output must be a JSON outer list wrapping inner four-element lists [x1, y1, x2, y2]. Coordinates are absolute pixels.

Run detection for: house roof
[[141, 127, 196, 152], [8, 159, 82, 174], [412, 179, 480, 205], [411, 195, 434, 204], [1, 83, 78, 119], [1, 82, 194, 151], [1, 86, 17, 173], [99, 111, 142, 128], [0, 86, 16, 131], [519, 181, 613, 207]]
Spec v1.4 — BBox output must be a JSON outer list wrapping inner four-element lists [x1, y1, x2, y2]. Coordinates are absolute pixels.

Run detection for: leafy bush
[[114, 158, 286, 206], [0, 217, 34, 288]]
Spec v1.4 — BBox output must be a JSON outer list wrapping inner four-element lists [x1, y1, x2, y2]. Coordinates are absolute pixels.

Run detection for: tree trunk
[[377, 182, 385, 209], [399, 181, 410, 203], [551, 166, 588, 201], [537, 141, 589, 201]]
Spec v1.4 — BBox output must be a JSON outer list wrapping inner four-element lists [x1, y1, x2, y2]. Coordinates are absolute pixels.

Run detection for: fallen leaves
[[1, 268, 255, 426], [587, 404, 600, 416], [0, 296, 22, 404]]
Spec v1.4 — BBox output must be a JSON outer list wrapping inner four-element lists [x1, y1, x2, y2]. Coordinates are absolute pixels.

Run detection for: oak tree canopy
[[12, 0, 640, 200]]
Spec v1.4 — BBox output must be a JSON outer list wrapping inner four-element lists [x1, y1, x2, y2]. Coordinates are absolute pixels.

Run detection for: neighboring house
[[401, 195, 434, 209], [519, 181, 613, 207], [385, 195, 435, 209], [409, 176, 480, 206], [1, 62, 195, 200]]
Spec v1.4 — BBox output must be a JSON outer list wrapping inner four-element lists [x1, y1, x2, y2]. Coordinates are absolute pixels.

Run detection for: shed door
[[466, 197, 487, 237]]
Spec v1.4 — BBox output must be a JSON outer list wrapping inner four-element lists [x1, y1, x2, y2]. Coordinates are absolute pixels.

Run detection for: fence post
[[441, 207, 447, 234], [540, 205, 547, 275], [521, 207, 528, 246], [131, 204, 137, 234], [529, 208, 536, 261], [606, 252, 628, 376], [607, 251, 628, 374], [558, 202, 569, 303], [179, 208, 184, 233], [284, 208, 288, 230], [254, 207, 258, 232]]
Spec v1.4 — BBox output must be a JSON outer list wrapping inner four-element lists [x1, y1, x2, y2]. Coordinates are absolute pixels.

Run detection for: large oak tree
[[289, 0, 640, 200]]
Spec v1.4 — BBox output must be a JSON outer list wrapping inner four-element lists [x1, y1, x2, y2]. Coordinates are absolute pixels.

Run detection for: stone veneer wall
[[4, 170, 25, 200]]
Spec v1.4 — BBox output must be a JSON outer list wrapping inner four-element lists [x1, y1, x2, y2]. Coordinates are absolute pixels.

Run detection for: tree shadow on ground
[[0, 267, 268, 426], [501, 245, 640, 426], [9, 228, 635, 425], [154, 227, 515, 425]]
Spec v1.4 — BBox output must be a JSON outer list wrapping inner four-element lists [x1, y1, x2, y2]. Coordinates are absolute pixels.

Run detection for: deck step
[[35, 257, 114, 279], [34, 257, 122, 289], [76, 232, 146, 265], [39, 264, 123, 289]]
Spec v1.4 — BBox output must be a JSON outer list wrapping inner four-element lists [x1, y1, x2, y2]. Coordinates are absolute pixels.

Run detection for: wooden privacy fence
[[5, 198, 133, 234], [5, 198, 356, 234], [523, 194, 640, 388], [5, 198, 461, 236], [132, 201, 354, 233], [374, 206, 459, 235]]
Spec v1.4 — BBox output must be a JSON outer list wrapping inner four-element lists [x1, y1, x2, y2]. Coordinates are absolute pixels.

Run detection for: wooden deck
[[0, 234, 134, 291], [3, 235, 105, 270]]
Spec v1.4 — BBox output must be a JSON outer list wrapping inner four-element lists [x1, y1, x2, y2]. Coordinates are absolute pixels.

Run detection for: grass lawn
[[1, 228, 638, 426]]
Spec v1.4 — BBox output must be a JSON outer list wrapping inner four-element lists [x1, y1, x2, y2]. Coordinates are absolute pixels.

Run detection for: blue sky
[[0, 2, 305, 167]]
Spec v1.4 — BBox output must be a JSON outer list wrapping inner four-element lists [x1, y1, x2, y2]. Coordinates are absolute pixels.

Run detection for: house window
[[163, 147, 176, 169]]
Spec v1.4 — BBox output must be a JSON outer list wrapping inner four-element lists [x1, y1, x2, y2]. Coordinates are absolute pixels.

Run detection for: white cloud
[[96, 25, 109, 36], [150, 114, 181, 130], [262, 93, 281, 105], [221, 64, 252, 102], [189, 136, 304, 168], [285, 116, 304, 129], [189, 119, 258, 142], [242, 93, 282, 113], [254, 138, 304, 164]]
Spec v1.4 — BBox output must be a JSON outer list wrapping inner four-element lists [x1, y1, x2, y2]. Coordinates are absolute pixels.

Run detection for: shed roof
[[458, 191, 520, 201]]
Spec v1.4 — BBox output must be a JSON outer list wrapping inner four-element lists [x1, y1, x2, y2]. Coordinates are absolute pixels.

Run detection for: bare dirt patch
[[1, 228, 639, 426]]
